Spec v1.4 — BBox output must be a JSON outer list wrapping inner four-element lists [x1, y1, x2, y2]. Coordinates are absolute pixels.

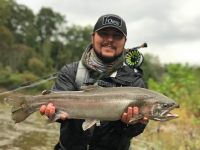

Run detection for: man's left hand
[[121, 106, 149, 124]]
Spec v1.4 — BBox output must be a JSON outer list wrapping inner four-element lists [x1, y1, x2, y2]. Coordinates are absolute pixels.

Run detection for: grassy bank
[[131, 107, 200, 150]]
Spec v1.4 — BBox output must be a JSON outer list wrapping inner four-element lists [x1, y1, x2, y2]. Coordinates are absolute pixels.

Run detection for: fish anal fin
[[82, 119, 100, 131]]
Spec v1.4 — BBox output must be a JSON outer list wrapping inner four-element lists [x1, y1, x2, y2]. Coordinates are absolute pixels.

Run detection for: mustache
[[101, 43, 116, 50]]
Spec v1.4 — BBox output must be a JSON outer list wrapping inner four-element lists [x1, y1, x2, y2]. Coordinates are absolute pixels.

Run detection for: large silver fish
[[5, 86, 179, 130]]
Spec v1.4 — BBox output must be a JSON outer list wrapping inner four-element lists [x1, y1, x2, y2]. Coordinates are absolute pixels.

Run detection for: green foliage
[[27, 57, 46, 76], [0, 67, 37, 89], [142, 53, 165, 83], [1, 44, 34, 71], [5, 2, 36, 45], [36, 7, 65, 44], [0, 66, 53, 93], [0, 1, 93, 92], [64, 25, 92, 62], [149, 64, 195, 99], [148, 63, 200, 116], [0, 0, 14, 25], [0, 25, 14, 45], [0, 25, 15, 67], [50, 40, 67, 69]]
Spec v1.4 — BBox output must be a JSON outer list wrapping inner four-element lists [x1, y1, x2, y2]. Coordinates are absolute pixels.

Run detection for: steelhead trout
[[5, 86, 179, 130]]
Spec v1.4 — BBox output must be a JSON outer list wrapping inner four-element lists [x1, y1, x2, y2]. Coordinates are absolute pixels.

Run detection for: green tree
[[0, 0, 13, 25], [27, 57, 46, 76], [8, 44, 35, 71], [0, 25, 15, 68], [35, 7, 65, 45], [149, 64, 195, 99], [148, 63, 199, 115], [5, 2, 37, 46], [50, 40, 66, 69], [141, 53, 165, 85], [50, 25, 92, 69], [63, 25, 92, 62]]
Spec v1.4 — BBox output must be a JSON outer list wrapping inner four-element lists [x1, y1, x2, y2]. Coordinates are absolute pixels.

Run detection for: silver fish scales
[[5, 86, 179, 130]]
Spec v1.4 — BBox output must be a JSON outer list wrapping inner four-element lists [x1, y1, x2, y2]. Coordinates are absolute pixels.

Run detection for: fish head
[[134, 92, 180, 122], [150, 100, 179, 121], [137, 90, 180, 122]]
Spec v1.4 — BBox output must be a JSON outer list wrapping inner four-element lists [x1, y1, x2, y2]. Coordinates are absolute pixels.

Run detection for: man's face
[[92, 27, 126, 62]]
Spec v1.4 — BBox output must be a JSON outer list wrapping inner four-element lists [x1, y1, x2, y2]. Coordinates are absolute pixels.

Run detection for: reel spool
[[125, 43, 147, 68]]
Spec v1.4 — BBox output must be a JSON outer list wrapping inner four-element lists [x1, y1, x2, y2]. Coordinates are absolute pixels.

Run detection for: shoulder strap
[[75, 61, 89, 89]]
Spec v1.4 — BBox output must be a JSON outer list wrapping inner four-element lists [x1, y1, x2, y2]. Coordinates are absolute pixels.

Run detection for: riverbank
[[131, 108, 200, 150]]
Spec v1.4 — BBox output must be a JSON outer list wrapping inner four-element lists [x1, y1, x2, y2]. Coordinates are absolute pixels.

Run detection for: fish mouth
[[162, 111, 179, 120], [154, 104, 179, 121]]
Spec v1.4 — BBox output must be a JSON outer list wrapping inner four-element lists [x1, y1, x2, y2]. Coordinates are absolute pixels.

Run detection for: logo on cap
[[102, 16, 122, 27]]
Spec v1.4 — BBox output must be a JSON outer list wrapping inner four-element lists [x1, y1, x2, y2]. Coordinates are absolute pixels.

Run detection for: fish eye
[[163, 103, 169, 108]]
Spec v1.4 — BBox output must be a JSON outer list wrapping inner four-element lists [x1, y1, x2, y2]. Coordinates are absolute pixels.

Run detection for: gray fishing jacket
[[53, 61, 147, 150]]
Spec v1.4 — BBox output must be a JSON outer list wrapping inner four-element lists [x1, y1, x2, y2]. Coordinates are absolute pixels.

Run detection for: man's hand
[[121, 106, 148, 124], [40, 103, 68, 120]]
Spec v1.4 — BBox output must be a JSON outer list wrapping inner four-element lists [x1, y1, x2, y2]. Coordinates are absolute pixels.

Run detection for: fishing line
[[0, 72, 58, 96]]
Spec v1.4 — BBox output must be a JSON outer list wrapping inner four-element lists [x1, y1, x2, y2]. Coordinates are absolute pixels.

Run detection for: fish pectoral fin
[[46, 113, 58, 123], [46, 110, 67, 123], [82, 119, 100, 131], [129, 115, 143, 124]]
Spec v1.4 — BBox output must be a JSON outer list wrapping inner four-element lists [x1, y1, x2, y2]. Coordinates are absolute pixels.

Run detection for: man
[[40, 14, 148, 150]]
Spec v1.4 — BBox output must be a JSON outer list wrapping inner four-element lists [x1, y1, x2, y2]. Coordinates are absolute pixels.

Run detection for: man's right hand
[[39, 103, 68, 120]]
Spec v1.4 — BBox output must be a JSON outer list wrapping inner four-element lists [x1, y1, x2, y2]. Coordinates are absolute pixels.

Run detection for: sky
[[16, 0, 200, 65]]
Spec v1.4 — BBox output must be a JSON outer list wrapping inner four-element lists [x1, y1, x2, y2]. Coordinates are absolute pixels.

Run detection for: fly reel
[[125, 43, 147, 68]]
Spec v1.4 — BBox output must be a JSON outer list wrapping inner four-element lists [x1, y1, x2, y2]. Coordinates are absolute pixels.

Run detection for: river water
[[0, 103, 59, 150]]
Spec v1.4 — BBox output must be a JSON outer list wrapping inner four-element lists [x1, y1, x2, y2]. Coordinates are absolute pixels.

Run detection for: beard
[[91, 34, 126, 63], [93, 50, 123, 63], [92, 43, 124, 63]]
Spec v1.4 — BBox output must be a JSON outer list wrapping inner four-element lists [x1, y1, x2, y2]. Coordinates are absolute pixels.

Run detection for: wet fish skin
[[5, 86, 179, 129]]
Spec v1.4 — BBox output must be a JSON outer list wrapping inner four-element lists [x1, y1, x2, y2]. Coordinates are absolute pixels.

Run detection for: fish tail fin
[[4, 95, 34, 123]]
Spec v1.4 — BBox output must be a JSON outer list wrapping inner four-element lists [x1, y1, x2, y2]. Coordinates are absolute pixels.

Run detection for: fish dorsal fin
[[41, 90, 52, 95], [82, 119, 100, 131], [80, 84, 102, 92]]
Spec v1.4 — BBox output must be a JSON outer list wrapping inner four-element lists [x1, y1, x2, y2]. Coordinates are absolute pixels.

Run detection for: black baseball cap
[[93, 14, 127, 37]]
